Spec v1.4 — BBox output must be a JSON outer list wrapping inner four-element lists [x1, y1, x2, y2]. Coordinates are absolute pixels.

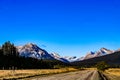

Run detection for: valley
[[1, 0, 120, 79], [0, 68, 120, 80], [0, 42, 120, 80]]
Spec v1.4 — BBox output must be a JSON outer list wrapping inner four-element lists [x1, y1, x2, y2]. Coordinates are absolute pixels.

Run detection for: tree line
[[0, 41, 68, 69]]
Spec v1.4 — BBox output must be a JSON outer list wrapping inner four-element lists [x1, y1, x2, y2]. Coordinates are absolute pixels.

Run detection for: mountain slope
[[50, 53, 69, 63], [82, 48, 114, 60], [17, 43, 119, 65], [17, 43, 55, 60], [17, 43, 70, 63], [71, 51, 120, 67]]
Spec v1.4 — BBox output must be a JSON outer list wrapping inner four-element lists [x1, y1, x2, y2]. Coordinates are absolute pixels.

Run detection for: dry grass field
[[0, 68, 77, 79], [1, 68, 120, 80], [104, 68, 120, 80]]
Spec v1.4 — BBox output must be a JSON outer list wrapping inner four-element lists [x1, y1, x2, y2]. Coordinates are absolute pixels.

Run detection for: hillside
[[71, 51, 120, 67]]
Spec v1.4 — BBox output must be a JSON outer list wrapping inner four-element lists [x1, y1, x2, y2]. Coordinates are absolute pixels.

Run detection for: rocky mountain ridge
[[16, 43, 118, 63]]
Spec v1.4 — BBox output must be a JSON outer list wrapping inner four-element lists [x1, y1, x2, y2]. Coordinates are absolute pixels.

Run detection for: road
[[26, 70, 108, 80]]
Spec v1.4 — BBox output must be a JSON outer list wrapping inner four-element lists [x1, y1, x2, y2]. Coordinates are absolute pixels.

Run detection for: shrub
[[95, 61, 109, 71]]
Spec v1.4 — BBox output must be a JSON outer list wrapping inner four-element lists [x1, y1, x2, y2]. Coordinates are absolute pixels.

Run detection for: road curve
[[26, 70, 108, 80]]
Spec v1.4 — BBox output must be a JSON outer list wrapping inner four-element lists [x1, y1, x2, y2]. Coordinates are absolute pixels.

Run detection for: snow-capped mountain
[[115, 48, 120, 52], [63, 56, 77, 62], [17, 43, 116, 63], [76, 57, 84, 61], [100, 47, 114, 54], [50, 53, 75, 63], [17, 43, 71, 63], [17, 43, 55, 60], [82, 48, 114, 60]]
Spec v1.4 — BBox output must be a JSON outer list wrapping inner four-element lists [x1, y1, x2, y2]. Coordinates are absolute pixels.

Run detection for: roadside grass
[[105, 68, 120, 76], [84, 68, 97, 70], [0, 68, 78, 79], [104, 68, 120, 80]]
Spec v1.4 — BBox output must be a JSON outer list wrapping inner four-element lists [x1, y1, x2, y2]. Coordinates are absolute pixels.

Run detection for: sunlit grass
[[84, 68, 97, 70], [104, 68, 120, 80], [0, 68, 77, 79], [105, 68, 120, 76]]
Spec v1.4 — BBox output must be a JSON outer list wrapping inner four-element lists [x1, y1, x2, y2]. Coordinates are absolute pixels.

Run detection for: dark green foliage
[[2, 41, 18, 56], [0, 55, 69, 69], [95, 61, 109, 71], [0, 47, 3, 56]]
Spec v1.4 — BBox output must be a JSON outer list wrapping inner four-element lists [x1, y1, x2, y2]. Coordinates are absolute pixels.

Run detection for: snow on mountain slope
[[16, 43, 115, 63], [50, 52, 79, 62], [63, 56, 77, 62], [17, 43, 55, 60], [50, 53, 72, 63], [100, 47, 114, 54], [17, 43, 70, 63], [83, 48, 114, 60]]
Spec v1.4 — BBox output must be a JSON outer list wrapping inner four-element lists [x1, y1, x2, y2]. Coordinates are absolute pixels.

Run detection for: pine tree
[[2, 41, 18, 56], [0, 46, 3, 55]]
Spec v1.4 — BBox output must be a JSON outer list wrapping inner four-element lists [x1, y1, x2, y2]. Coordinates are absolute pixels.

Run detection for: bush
[[95, 61, 109, 71]]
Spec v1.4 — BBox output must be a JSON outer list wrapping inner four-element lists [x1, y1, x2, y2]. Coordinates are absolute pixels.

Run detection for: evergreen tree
[[2, 41, 18, 56], [0, 46, 3, 55]]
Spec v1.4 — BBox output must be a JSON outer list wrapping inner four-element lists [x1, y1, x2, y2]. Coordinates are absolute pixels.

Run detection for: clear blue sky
[[0, 0, 120, 57]]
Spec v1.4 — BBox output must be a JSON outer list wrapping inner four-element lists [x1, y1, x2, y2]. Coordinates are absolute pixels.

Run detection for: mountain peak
[[17, 43, 55, 60], [23, 43, 40, 51], [82, 48, 114, 60], [25, 43, 37, 47], [100, 47, 114, 54], [100, 47, 109, 51]]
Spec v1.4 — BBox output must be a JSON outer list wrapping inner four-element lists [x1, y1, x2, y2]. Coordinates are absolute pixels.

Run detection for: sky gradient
[[0, 0, 120, 57]]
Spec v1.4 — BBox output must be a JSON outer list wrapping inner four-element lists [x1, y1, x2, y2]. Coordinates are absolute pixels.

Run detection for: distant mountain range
[[71, 50, 120, 67], [16, 43, 120, 63], [81, 47, 114, 60], [17, 43, 69, 63]]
